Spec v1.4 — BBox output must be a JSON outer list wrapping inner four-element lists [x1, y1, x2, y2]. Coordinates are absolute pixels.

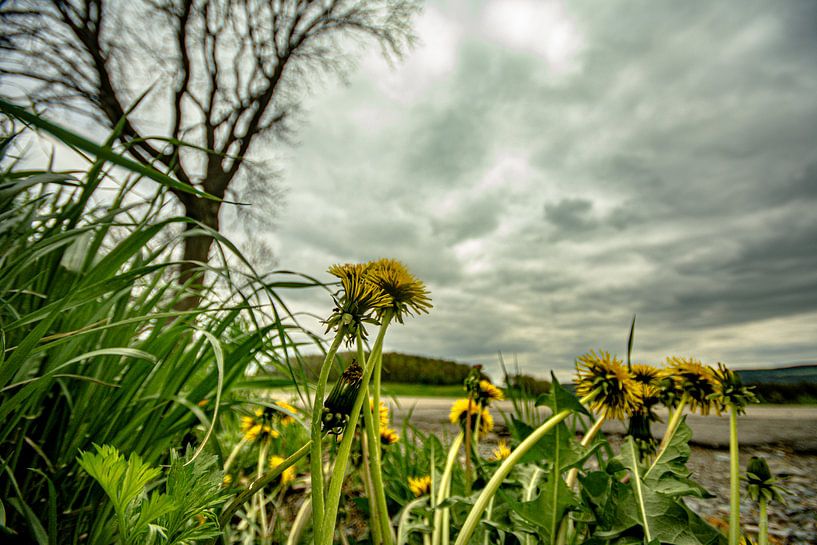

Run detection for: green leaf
[[645, 420, 712, 498], [535, 373, 590, 416], [512, 475, 578, 543]]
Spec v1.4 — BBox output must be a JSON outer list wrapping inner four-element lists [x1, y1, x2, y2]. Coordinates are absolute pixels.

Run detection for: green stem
[[321, 313, 393, 545], [453, 391, 598, 545], [433, 432, 464, 545], [651, 393, 689, 471], [464, 396, 474, 493], [287, 496, 312, 545], [310, 329, 346, 544], [729, 404, 740, 545], [758, 498, 768, 545], [565, 413, 607, 489], [360, 425, 384, 545], [359, 336, 393, 545], [258, 439, 271, 537], [219, 441, 311, 526]]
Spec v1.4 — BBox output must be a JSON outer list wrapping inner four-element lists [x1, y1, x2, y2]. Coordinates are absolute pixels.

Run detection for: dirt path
[[388, 397, 817, 451]]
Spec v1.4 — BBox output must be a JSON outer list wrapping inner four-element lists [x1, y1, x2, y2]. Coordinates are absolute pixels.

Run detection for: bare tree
[[0, 0, 417, 306]]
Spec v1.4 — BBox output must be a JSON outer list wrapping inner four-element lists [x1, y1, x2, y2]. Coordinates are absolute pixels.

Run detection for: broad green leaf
[[535, 373, 590, 416], [645, 420, 712, 498]]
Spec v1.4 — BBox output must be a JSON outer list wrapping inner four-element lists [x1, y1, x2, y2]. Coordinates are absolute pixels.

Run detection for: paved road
[[387, 397, 817, 451]]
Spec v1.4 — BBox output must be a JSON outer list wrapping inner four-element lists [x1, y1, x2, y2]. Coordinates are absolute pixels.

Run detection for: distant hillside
[[301, 352, 486, 386], [737, 364, 817, 384]]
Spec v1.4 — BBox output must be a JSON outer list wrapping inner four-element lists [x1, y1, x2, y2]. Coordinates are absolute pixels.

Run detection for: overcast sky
[[241, 0, 817, 378]]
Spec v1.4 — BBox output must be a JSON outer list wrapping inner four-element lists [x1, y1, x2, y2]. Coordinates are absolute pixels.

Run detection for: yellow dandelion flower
[[490, 440, 511, 462], [630, 363, 660, 386], [575, 351, 641, 420], [222, 474, 233, 486], [663, 357, 719, 416], [477, 380, 504, 405], [367, 258, 432, 323], [269, 455, 296, 485], [274, 400, 298, 426], [325, 262, 391, 341], [380, 427, 400, 445], [239, 408, 281, 441], [449, 398, 494, 438], [408, 475, 432, 497]]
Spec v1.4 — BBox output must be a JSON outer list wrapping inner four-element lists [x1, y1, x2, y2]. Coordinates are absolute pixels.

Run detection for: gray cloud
[[243, 0, 817, 376]]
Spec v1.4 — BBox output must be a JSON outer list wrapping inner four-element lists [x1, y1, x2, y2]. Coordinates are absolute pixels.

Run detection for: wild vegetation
[[0, 103, 791, 545]]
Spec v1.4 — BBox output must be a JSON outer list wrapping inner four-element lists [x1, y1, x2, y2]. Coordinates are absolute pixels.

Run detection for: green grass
[[380, 382, 466, 397]]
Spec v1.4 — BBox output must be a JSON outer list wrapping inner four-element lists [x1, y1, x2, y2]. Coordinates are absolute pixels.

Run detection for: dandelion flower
[[367, 258, 432, 323], [449, 398, 494, 438], [380, 427, 400, 445], [575, 351, 641, 420], [274, 400, 298, 426], [663, 357, 719, 416], [630, 363, 660, 386], [490, 440, 511, 462], [476, 380, 504, 405], [240, 408, 281, 441], [324, 262, 391, 341], [712, 362, 757, 414], [269, 455, 296, 486], [322, 360, 364, 435], [371, 399, 390, 429], [408, 475, 432, 497], [222, 474, 233, 486]]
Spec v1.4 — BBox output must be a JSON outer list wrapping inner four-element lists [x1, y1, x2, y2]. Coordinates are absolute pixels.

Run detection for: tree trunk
[[176, 198, 221, 311]]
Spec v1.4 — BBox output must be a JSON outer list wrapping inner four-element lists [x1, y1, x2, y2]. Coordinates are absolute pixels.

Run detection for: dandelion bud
[[322, 360, 364, 435], [745, 455, 786, 505]]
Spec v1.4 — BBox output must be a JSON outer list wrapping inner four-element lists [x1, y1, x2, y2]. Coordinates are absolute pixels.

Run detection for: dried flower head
[[324, 263, 390, 342], [269, 455, 296, 486], [712, 362, 758, 414], [408, 475, 432, 497], [367, 258, 432, 323], [240, 408, 281, 441], [449, 398, 494, 438], [490, 440, 511, 462], [575, 351, 641, 420], [380, 427, 400, 445], [322, 360, 364, 435], [476, 380, 504, 405], [663, 357, 719, 415], [745, 456, 786, 505]]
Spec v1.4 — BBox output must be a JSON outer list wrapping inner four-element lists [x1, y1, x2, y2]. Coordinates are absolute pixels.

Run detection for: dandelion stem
[[759, 497, 768, 545], [219, 441, 311, 526], [453, 390, 599, 545], [360, 427, 383, 545], [656, 393, 689, 454], [309, 328, 346, 545], [359, 335, 392, 545], [464, 395, 473, 493], [321, 313, 393, 545], [433, 432, 464, 545], [729, 404, 740, 545], [565, 413, 607, 489]]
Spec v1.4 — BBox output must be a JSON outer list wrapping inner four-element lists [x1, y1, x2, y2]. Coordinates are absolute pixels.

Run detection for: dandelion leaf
[[644, 419, 713, 498], [511, 474, 578, 544], [594, 438, 726, 545], [535, 373, 591, 416]]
